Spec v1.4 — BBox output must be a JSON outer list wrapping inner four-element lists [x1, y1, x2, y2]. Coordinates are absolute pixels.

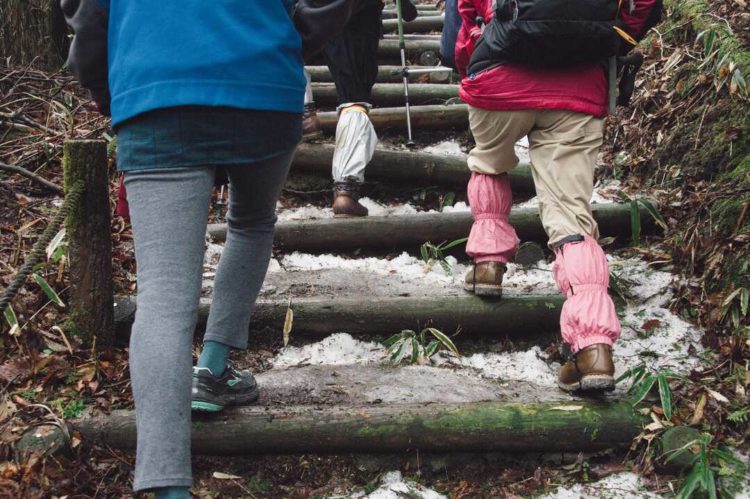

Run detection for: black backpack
[[468, 0, 645, 75]]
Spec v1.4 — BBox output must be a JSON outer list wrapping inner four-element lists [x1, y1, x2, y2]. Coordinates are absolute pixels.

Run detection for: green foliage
[[720, 286, 749, 329], [616, 191, 668, 245], [62, 399, 85, 419], [668, 433, 747, 499], [383, 327, 459, 365], [616, 364, 685, 420], [420, 237, 468, 272], [33, 273, 65, 307], [247, 476, 271, 493]]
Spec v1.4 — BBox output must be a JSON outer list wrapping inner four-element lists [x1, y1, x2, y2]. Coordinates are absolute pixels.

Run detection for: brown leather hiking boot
[[302, 102, 322, 138], [558, 343, 615, 393], [463, 262, 505, 297], [332, 181, 368, 218]]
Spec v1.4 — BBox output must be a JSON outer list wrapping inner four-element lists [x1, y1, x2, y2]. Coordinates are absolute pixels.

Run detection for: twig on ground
[[0, 160, 63, 193]]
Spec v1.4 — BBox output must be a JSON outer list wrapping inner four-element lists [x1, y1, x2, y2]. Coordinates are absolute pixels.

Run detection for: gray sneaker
[[191, 365, 259, 412]]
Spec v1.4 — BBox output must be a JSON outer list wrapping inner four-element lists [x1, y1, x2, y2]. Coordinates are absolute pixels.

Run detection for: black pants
[[324, 0, 384, 104]]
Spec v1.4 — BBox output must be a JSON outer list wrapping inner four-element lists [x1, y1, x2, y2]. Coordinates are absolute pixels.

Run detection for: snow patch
[[441, 201, 470, 213], [540, 472, 661, 498], [349, 471, 446, 499], [448, 346, 558, 386], [273, 333, 385, 368], [280, 251, 467, 287], [422, 140, 465, 157]]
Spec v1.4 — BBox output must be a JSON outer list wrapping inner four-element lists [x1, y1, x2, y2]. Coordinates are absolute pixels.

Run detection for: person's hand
[[400, 0, 418, 22]]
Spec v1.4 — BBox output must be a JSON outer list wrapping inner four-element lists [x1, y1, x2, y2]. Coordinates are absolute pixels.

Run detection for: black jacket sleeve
[[60, 0, 110, 115]]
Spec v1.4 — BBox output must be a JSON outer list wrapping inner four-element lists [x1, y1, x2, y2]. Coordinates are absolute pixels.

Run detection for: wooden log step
[[115, 293, 564, 341], [318, 104, 468, 132], [74, 399, 644, 455], [382, 8, 439, 18], [378, 39, 441, 65], [306, 65, 455, 84], [207, 203, 653, 252], [312, 83, 459, 107], [291, 143, 535, 192], [382, 15, 444, 34]]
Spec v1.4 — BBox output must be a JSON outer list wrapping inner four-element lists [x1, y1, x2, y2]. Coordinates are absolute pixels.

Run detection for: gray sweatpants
[[124, 151, 294, 491]]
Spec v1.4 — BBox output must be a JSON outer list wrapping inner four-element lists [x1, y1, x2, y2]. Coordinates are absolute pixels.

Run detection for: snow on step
[[265, 257, 703, 389]]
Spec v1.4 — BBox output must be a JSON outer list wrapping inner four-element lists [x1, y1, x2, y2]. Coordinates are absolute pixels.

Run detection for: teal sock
[[197, 340, 231, 377], [154, 486, 190, 499]]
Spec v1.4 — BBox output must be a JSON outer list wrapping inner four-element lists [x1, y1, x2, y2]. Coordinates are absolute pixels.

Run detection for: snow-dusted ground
[[268, 257, 703, 387], [334, 471, 661, 498]]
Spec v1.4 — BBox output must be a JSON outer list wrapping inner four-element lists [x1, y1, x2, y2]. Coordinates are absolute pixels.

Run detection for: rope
[[0, 181, 86, 317]]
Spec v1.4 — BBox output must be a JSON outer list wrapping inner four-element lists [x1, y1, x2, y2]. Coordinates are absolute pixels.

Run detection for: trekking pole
[[396, 0, 416, 147]]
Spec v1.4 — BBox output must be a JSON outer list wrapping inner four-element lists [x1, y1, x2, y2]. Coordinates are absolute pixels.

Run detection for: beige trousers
[[467, 106, 604, 245]]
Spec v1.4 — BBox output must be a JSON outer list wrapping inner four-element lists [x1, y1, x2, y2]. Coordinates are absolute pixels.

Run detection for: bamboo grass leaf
[[33, 273, 65, 307]]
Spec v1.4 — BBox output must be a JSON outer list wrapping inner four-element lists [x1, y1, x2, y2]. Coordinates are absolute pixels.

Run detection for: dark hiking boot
[[191, 365, 259, 412], [558, 343, 615, 393], [333, 180, 368, 218], [302, 102, 322, 139], [463, 262, 505, 297], [402, 0, 418, 22]]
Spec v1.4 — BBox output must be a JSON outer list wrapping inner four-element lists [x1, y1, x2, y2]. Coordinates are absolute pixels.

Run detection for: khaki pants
[[467, 106, 604, 245]]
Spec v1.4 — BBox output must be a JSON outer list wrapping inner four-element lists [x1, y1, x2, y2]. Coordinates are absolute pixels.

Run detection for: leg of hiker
[[463, 106, 530, 296], [193, 150, 295, 412], [125, 166, 215, 496], [303, 69, 322, 138], [324, 0, 383, 217], [526, 110, 620, 393]]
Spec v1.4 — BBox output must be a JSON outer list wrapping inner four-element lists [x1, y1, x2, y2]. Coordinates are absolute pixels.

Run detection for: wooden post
[[63, 140, 114, 348]]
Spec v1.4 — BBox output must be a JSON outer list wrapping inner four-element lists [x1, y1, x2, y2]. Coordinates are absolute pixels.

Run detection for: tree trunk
[[306, 65, 456, 84], [382, 15, 444, 34], [312, 83, 459, 107], [0, 0, 69, 68], [114, 293, 564, 341], [318, 104, 469, 132], [207, 204, 652, 252], [291, 143, 535, 192], [63, 140, 115, 349], [74, 400, 645, 455]]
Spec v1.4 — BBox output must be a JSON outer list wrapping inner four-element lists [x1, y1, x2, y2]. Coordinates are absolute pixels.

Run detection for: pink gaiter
[[552, 236, 621, 352], [466, 172, 519, 264]]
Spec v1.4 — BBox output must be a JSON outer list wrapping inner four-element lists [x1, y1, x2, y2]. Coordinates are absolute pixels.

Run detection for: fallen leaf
[[690, 393, 707, 425], [0, 358, 31, 384], [642, 319, 662, 331], [706, 388, 729, 404], [212, 472, 242, 480]]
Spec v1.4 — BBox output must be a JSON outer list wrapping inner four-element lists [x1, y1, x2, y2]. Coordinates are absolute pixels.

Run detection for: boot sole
[[463, 283, 503, 297], [558, 374, 615, 393], [191, 387, 260, 413], [334, 213, 368, 218]]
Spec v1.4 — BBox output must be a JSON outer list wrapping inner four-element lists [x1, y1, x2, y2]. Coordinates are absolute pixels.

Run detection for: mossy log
[[312, 83, 459, 107], [208, 203, 653, 252], [114, 294, 564, 340], [382, 7, 439, 18], [306, 65, 455, 84], [382, 15, 444, 34], [291, 142, 535, 192], [74, 400, 645, 455], [378, 39, 441, 65], [0, 0, 68, 68], [318, 104, 468, 132], [63, 140, 115, 348]]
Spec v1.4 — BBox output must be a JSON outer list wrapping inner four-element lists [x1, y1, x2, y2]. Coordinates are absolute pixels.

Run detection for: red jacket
[[456, 0, 657, 117]]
